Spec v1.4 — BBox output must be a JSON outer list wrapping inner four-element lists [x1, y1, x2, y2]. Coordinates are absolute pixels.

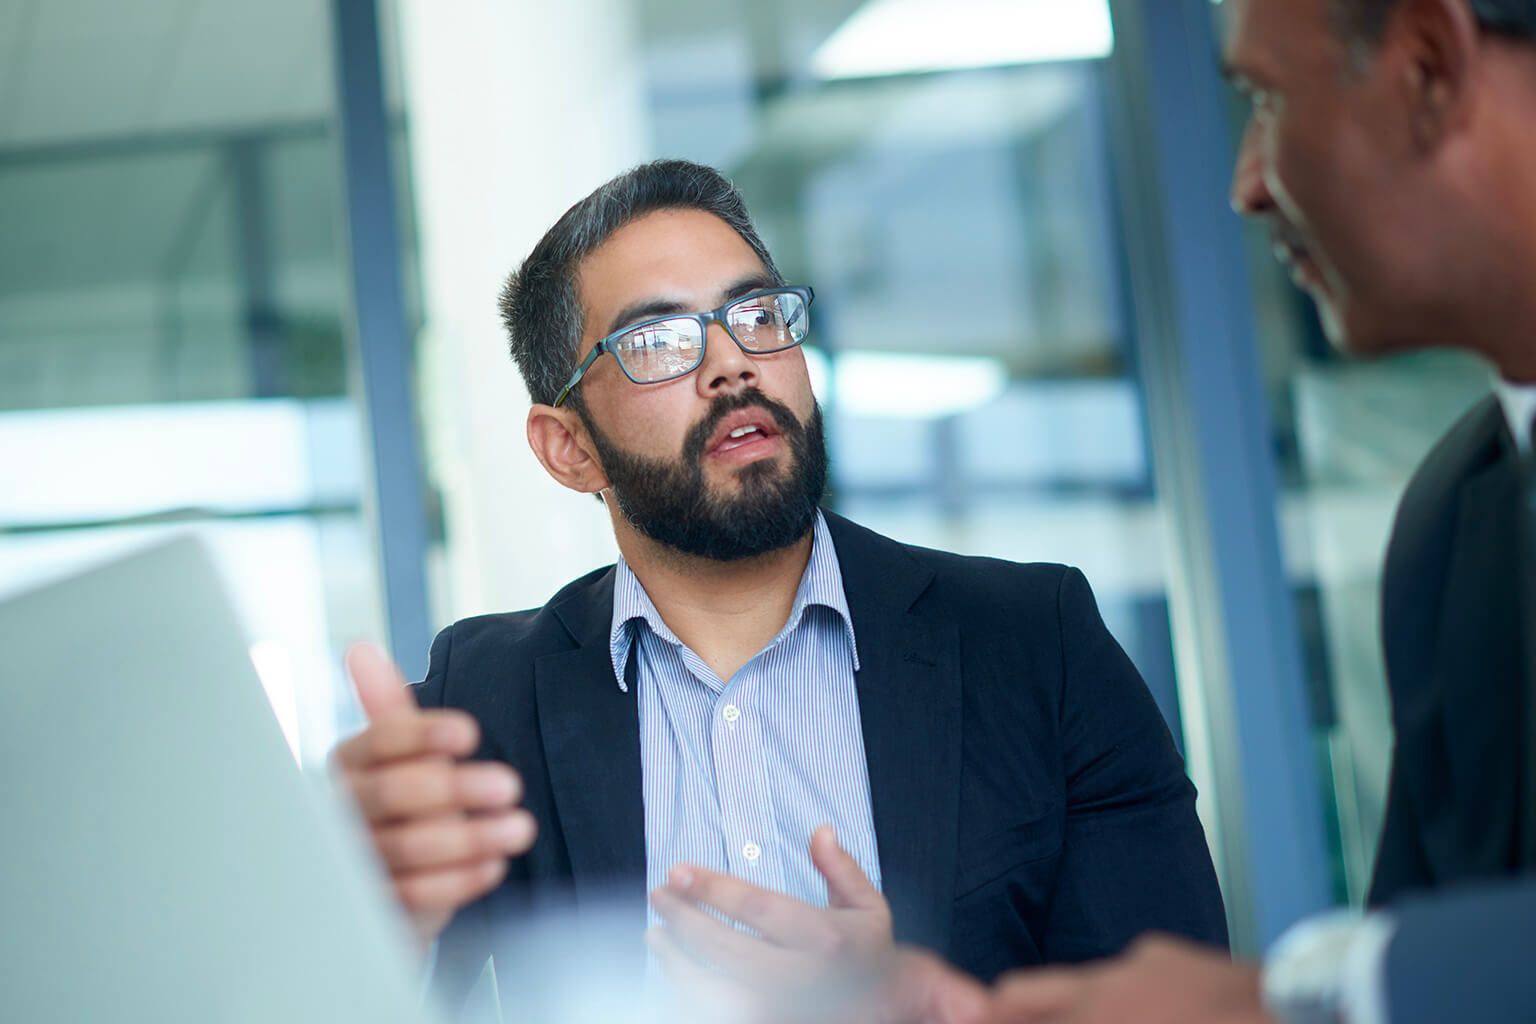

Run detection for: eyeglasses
[[553, 286, 814, 407]]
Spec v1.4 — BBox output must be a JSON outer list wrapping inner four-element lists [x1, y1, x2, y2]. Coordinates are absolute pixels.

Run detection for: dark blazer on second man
[[415, 511, 1228, 1011], [1372, 395, 1535, 901], [1369, 395, 1536, 1023]]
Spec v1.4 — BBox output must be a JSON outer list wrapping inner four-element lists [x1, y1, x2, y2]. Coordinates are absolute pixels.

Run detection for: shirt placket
[[707, 658, 786, 897]]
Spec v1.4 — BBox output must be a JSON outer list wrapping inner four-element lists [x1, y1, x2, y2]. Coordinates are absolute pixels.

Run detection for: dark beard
[[581, 391, 827, 562]]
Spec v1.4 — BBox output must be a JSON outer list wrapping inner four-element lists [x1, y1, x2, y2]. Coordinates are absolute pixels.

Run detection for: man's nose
[[697, 320, 760, 395], [1229, 117, 1276, 217]]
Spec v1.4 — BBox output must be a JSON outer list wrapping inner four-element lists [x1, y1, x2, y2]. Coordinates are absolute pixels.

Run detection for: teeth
[[728, 426, 760, 439]]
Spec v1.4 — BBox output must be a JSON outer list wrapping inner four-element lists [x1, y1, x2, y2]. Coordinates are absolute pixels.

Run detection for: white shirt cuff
[[1262, 909, 1398, 1024], [1338, 913, 1396, 1024]]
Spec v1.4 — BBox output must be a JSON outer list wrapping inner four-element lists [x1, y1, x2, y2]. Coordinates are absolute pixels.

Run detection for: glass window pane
[[2, 0, 388, 768]]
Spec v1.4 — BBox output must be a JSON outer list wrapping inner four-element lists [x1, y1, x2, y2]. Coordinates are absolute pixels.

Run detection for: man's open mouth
[[707, 410, 783, 456]]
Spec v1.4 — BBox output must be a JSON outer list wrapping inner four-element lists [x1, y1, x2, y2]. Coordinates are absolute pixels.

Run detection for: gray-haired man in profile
[[976, 0, 1536, 1022]]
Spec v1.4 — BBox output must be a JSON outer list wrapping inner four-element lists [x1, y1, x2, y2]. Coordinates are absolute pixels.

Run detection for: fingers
[[331, 708, 478, 772], [346, 641, 414, 722], [664, 864, 837, 949], [650, 885, 799, 980], [347, 759, 522, 823], [811, 825, 883, 912], [987, 969, 1087, 1022], [374, 809, 538, 872], [648, 928, 762, 1024], [395, 856, 510, 916], [884, 949, 991, 1024]]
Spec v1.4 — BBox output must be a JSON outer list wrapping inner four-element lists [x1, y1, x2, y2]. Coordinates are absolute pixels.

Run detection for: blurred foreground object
[[0, 537, 433, 1023]]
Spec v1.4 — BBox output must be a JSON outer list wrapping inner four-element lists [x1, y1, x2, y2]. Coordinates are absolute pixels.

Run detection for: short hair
[[1331, 0, 1536, 44], [498, 159, 783, 409]]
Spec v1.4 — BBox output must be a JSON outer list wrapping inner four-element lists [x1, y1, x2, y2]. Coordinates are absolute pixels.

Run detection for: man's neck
[[612, 517, 815, 682]]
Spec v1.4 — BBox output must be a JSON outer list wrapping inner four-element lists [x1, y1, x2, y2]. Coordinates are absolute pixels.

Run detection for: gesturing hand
[[648, 825, 986, 1024], [330, 642, 537, 949], [985, 934, 1271, 1024]]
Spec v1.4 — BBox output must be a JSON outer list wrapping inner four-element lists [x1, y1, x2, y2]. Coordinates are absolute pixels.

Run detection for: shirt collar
[[607, 510, 859, 692], [1494, 377, 1536, 455]]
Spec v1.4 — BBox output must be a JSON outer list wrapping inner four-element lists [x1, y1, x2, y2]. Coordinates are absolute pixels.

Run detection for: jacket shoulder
[[906, 541, 1074, 611], [827, 511, 1077, 622], [417, 564, 615, 702], [1395, 394, 1503, 524], [1380, 394, 1503, 712], [1385, 394, 1503, 601]]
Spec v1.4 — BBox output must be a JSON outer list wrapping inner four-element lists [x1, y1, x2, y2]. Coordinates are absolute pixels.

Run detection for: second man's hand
[[331, 642, 537, 948], [649, 825, 987, 1024]]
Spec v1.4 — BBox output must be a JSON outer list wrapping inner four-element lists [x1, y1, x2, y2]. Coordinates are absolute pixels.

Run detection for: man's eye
[[739, 306, 778, 326]]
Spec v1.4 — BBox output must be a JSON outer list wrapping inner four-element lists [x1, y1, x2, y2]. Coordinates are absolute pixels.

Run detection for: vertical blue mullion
[[329, 0, 432, 681], [1105, 0, 1332, 952]]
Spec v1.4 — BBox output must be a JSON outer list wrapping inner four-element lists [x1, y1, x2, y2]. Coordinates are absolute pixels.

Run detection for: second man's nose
[[1230, 118, 1276, 217]]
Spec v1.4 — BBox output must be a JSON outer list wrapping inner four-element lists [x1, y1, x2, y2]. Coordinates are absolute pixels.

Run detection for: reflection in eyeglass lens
[[728, 293, 806, 351], [617, 320, 703, 381]]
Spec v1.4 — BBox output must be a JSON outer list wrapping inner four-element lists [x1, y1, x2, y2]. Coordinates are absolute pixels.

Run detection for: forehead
[[1221, 0, 1334, 75], [575, 208, 768, 320]]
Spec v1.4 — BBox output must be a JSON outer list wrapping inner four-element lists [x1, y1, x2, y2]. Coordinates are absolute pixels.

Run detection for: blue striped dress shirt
[[608, 512, 884, 923]]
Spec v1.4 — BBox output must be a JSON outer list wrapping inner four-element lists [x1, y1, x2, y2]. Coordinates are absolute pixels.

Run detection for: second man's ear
[[527, 405, 610, 496], [1400, 0, 1479, 151]]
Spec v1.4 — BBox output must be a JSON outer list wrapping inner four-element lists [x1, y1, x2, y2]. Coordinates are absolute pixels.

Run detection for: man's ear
[[527, 404, 609, 495], [1394, 0, 1480, 151]]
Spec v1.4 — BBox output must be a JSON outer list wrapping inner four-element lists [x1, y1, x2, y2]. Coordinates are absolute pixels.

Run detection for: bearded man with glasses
[[331, 159, 1226, 1020]]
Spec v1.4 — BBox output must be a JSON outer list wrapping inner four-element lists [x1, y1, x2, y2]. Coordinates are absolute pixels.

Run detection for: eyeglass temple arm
[[553, 342, 606, 408]]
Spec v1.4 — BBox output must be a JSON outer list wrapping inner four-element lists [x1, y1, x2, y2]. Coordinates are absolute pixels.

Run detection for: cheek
[[592, 383, 692, 457], [1264, 116, 1322, 222], [761, 352, 816, 412]]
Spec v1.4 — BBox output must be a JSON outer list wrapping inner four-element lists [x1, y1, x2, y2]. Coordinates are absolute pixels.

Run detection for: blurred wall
[[396, 0, 647, 623]]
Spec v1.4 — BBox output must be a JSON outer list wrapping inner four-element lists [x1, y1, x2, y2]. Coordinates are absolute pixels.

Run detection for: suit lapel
[[827, 513, 963, 953], [1431, 447, 1526, 875], [534, 572, 646, 911], [527, 515, 965, 945]]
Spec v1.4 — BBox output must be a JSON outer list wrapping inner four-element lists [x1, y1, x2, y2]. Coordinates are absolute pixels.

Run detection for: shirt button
[[722, 704, 741, 724], [742, 842, 761, 863]]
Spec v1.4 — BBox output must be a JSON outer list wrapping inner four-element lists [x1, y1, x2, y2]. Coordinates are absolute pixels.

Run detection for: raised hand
[[648, 825, 986, 1024], [330, 642, 536, 948]]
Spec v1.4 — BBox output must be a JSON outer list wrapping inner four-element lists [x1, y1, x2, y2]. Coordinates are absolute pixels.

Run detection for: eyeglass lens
[[612, 290, 808, 384]]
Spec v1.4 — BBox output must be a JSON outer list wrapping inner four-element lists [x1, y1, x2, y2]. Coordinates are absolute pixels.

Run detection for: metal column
[[330, 0, 433, 681], [1106, 0, 1333, 952]]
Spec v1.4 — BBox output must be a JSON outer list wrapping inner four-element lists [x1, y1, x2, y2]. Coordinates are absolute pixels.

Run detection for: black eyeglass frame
[[552, 285, 815, 408]]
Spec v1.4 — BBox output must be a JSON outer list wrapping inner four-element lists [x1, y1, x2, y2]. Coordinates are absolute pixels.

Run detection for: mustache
[[682, 391, 803, 463]]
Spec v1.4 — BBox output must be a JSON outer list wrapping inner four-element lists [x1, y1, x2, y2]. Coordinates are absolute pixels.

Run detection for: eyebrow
[[602, 272, 781, 338]]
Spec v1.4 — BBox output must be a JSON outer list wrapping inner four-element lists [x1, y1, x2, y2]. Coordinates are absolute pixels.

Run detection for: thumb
[[811, 824, 882, 911], [345, 641, 413, 722]]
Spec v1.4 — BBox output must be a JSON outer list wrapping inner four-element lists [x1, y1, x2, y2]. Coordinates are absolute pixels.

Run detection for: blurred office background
[[0, 0, 1492, 954]]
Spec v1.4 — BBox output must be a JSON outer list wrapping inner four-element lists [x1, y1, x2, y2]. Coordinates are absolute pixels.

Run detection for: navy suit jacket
[[1368, 397, 1536, 1022], [415, 512, 1227, 1013], [1372, 397, 1533, 902]]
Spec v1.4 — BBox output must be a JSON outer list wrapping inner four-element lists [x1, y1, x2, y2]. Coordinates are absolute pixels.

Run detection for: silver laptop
[[0, 535, 436, 1023]]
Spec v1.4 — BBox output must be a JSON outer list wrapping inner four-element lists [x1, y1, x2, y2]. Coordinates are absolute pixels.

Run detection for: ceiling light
[[807, 348, 1009, 420], [813, 0, 1114, 80]]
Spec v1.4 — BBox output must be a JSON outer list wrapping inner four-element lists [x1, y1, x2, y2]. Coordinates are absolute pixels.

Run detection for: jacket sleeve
[[1381, 881, 1536, 1023], [410, 622, 452, 710], [1041, 567, 1229, 960], [409, 622, 496, 1018]]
